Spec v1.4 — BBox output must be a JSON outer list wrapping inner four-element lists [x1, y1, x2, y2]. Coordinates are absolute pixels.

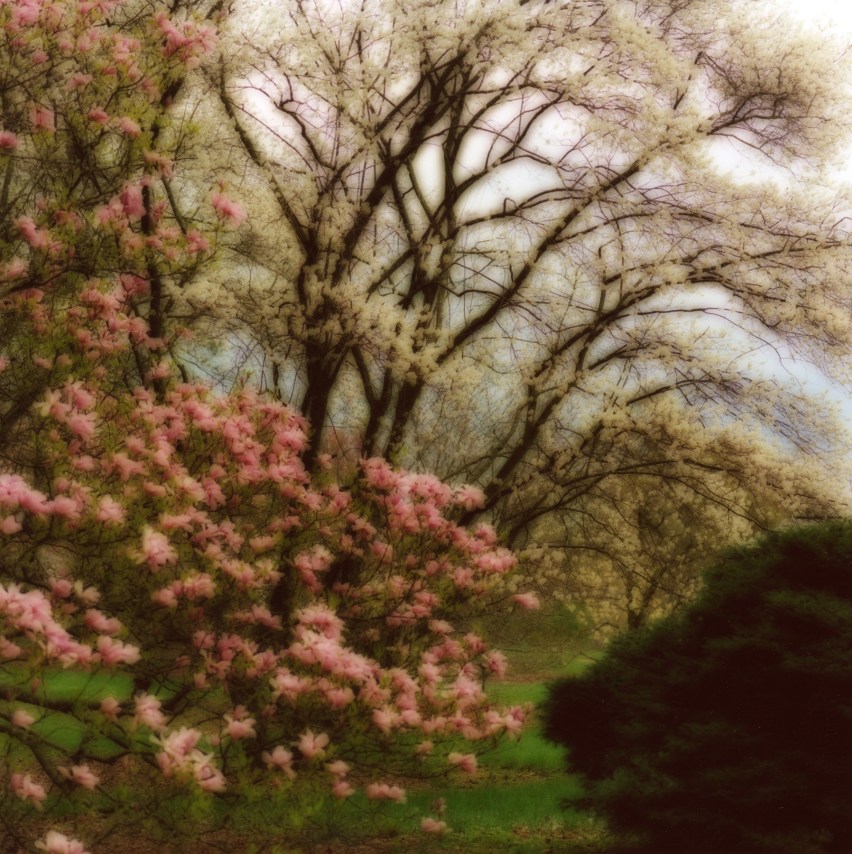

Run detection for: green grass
[[299, 774, 600, 853], [479, 728, 565, 772], [299, 670, 604, 851], [0, 625, 611, 852], [0, 665, 134, 704], [1, 667, 152, 756]]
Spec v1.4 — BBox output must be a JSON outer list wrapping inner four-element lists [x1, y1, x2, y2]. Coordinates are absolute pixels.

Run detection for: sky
[[783, 0, 852, 28], [721, 1, 852, 453]]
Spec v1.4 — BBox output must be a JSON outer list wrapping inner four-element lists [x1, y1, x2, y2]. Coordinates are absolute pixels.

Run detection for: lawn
[[1, 613, 614, 853], [294, 625, 613, 853]]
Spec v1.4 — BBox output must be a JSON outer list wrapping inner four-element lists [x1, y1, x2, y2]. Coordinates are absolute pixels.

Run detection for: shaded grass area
[[1, 616, 613, 852], [297, 776, 605, 854], [476, 607, 603, 681], [297, 650, 611, 853], [0, 667, 134, 756], [0, 667, 135, 704], [0, 667, 191, 765]]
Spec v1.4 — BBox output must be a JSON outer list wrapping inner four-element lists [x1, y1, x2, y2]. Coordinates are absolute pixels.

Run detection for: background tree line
[[203, 0, 851, 627]]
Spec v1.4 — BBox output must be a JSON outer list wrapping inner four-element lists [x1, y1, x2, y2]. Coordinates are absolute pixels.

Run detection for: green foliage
[[543, 522, 852, 853]]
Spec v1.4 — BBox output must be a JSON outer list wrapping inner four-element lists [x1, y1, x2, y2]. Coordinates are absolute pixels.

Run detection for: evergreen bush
[[544, 522, 852, 852]]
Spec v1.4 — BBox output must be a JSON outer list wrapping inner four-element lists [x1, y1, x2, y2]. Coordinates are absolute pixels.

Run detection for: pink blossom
[[0, 131, 18, 150], [67, 384, 96, 410], [12, 708, 35, 728], [109, 452, 146, 480], [67, 412, 96, 439], [85, 608, 121, 634], [117, 116, 141, 138], [485, 649, 508, 678], [100, 696, 121, 722], [194, 762, 226, 792], [151, 587, 178, 608], [421, 817, 449, 834], [224, 707, 256, 740], [365, 782, 406, 803], [211, 192, 247, 226], [134, 693, 167, 731], [50, 578, 73, 599], [155, 726, 201, 761], [262, 745, 296, 779], [324, 685, 354, 708], [112, 34, 141, 64], [361, 457, 399, 490], [475, 548, 517, 573], [31, 105, 55, 134], [139, 525, 177, 570], [143, 481, 168, 498], [249, 534, 276, 552], [96, 635, 140, 666], [16, 216, 51, 250], [295, 603, 342, 639], [186, 228, 211, 254], [49, 494, 83, 521], [0, 638, 22, 659], [0, 258, 25, 280], [11, 772, 47, 807], [296, 729, 329, 760], [35, 831, 90, 854], [270, 669, 311, 703], [155, 12, 216, 65], [0, 515, 22, 535], [448, 752, 478, 775], [10, 0, 39, 26], [372, 706, 400, 735], [454, 484, 486, 510], [181, 573, 216, 600], [474, 522, 498, 545], [65, 764, 100, 789], [95, 495, 125, 525], [67, 72, 94, 91], [512, 591, 541, 610], [88, 107, 110, 125], [332, 779, 354, 798], [502, 706, 526, 737], [326, 760, 350, 778], [75, 583, 100, 605], [143, 149, 174, 177], [159, 512, 194, 531], [120, 183, 146, 218]]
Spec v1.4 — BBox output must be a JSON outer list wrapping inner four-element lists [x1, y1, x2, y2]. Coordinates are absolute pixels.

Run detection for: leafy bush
[[543, 522, 852, 853]]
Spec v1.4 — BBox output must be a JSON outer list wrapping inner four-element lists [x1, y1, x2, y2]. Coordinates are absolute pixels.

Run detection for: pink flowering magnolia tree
[[0, 280, 532, 852], [0, 0, 220, 461], [0, 2, 535, 851]]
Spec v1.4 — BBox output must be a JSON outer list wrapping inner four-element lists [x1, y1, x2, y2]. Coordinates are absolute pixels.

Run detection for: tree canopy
[[1, 0, 852, 846], [203, 0, 852, 591]]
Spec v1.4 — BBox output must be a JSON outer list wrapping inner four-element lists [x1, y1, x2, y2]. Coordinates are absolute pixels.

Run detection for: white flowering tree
[[523, 467, 769, 635], [189, 0, 852, 585]]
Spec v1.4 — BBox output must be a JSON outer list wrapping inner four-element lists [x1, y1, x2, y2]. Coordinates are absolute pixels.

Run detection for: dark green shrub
[[543, 522, 852, 853]]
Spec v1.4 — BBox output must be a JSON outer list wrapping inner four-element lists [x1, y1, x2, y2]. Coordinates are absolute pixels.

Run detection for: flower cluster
[[0, 282, 530, 846]]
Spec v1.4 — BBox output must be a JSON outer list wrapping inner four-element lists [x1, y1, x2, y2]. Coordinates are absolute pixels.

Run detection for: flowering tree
[[522, 468, 765, 636], [0, 2, 533, 851], [204, 0, 852, 569], [0, 324, 529, 850]]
